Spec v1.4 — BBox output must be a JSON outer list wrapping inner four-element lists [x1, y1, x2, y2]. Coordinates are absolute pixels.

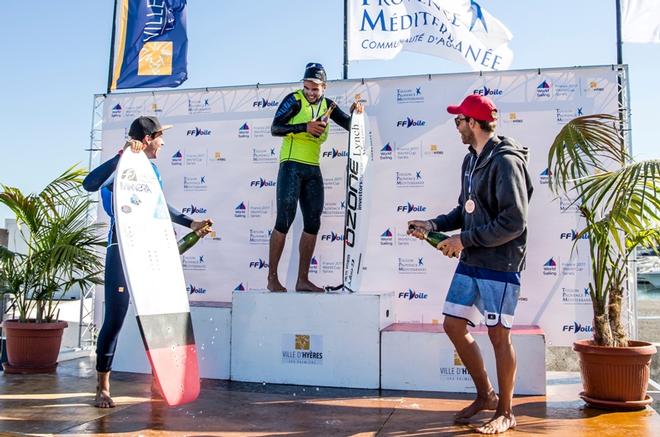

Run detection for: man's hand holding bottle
[[191, 219, 214, 237], [407, 220, 432, 240], [407, 220, 461, 258], [306, 120, 327, 137]]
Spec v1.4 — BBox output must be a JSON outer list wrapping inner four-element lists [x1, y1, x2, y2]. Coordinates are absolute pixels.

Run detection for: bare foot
[[267, 276, 286, 292], [476, 413, 516, 434], [295, 279, 324, 292], [454, 390, 498, 423], [94, 386, 115, 408]]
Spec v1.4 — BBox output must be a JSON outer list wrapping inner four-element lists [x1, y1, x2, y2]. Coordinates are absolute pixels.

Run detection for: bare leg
[[443, 316, 498, 422], [477, 325, 517, 434], [267, 230, 287, 292], [296, 232, 324, 292], [94, 371, 115, 408]]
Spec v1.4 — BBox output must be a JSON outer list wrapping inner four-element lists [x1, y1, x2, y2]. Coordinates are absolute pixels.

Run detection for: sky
[[1, 0, 658, 223]]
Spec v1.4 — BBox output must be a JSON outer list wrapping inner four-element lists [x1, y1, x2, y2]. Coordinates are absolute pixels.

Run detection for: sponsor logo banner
[[188, 98, 211, 114], [234, 201, 273, 219], [253, 98, 279, 109], [252, 147, 278, 164], [396, 87, 424, 104], [398, 289, 429, 300], [186, 127, 212, 137], [249, 229, 272, 245], [281, 334, 324, 365], [183, 175, 207, 192], [182, 255, 206, 271], [187, 284, 207, 295], [562, 321, 593, 334], [473, 86, 503, 97], [396, 171, 424, 188], [398, 257, 427, 275], [562, 287, 591, 305]]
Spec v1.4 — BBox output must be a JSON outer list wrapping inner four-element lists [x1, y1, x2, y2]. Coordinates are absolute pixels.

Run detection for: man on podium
[[408, 95, 532, 434], [267, 63, 362, 292]]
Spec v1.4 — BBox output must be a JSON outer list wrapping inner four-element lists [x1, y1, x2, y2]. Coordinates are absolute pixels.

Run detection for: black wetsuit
[[83, 152, 193, 372], [271, 92, 351, 234]]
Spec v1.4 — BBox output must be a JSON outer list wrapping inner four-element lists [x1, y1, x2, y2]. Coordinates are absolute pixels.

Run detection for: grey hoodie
[[430, 135, 533, 272]]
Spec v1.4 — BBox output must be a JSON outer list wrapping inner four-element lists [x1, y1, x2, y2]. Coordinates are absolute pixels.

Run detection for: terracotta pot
[[574, 339, 657, 410], [2, 319, 68, 374]]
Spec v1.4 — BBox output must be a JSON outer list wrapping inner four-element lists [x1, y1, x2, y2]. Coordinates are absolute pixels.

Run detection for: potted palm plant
[[548, 114, 659, 410], [0, 166, 105, 373]]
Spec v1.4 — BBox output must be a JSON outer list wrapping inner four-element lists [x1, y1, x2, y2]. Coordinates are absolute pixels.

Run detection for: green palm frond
[[548, 113, 659, 347], [0, 165, 104, 322], [38, 165, 87, 211], [548, 114, 625, 194]]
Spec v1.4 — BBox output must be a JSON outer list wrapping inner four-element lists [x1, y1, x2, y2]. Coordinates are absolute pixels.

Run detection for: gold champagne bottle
[[317, 102, 337, 123]]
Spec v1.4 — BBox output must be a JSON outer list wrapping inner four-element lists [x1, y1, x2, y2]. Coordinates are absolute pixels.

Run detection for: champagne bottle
[[177, 226, 208, 254], [317, 102, 337, 123], [408, 224, 449, 248], [423, 230, 450, 248]]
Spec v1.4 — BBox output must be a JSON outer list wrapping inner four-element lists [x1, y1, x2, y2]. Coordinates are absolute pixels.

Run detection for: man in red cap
[[408, 95, 533, 434]]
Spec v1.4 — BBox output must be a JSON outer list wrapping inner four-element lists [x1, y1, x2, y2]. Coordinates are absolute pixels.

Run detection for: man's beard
[[461, 130, 476, 145]]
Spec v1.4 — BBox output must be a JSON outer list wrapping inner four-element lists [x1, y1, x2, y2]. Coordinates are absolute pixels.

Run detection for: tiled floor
[[0, 357, 658, 436]]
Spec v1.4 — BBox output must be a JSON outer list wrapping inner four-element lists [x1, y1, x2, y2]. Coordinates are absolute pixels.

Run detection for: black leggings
[[95, 244, 130, 372], [274, 161, 324, 235]]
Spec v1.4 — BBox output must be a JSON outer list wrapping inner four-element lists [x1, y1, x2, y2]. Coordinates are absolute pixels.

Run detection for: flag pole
[[615, 0, 627, 162], [343, 0, 349, 79], [616, 0, 623, 64], [106, 0, 119, 94]]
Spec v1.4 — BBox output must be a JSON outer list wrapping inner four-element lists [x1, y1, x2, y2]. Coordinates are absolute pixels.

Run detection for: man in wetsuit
[[267, 63, 363, 292], [83, 116, 213, 408]]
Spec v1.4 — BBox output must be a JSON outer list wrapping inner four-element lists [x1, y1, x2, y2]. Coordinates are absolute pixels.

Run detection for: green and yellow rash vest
[[279, 90, 328, 165], [271, 90, 352, 166]]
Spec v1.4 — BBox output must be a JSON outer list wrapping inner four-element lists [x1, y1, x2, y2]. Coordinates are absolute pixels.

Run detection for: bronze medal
[[465, 199, 476, 214]]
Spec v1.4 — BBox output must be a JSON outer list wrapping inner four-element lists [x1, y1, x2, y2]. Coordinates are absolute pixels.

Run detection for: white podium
[[381, 323, 546, 395], [231, 291, 393, 389], [113, 301, 232, 380]]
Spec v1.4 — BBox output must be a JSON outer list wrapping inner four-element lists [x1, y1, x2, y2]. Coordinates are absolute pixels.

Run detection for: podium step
[[113, 301, 232, 380], [231, 291, 393, 389], [381, 323, 546, 395]]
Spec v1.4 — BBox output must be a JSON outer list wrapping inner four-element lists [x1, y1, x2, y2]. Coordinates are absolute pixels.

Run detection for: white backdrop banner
[[99, 65, 621, 346]]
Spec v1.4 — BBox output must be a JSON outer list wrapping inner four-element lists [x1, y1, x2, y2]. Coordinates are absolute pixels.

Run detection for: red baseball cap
[[447, 95, 498, 122]]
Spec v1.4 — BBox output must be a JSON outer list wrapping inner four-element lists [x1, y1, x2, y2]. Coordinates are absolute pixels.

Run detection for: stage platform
[[0, 356, 658, 436], [231, 291, 393, 388], [113, 300, 232, 379], [381, 323, 546, 395], [112, 292, 548, 394]]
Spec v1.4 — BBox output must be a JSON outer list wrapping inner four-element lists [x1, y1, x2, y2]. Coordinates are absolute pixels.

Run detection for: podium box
[[381, 323, 546, 395], [231, 291, 393, 389], [113, 301, 232, 380]]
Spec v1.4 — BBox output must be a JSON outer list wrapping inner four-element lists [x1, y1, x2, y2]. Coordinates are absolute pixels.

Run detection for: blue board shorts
[[443, 262, 521, 328]]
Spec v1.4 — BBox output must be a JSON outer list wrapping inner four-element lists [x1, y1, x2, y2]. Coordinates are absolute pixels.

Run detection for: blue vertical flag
[[110, 0, 188, 91]]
